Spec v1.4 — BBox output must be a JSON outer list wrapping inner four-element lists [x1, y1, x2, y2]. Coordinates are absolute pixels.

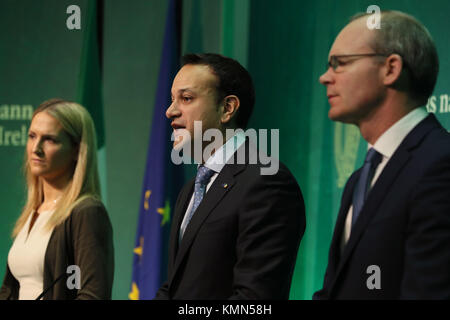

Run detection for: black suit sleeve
[[312, 275, 329, 300], [402, 154, 450, 299], [155, 184, 188, 300], [154, 281, 169, 300], [230, 166, 305, 299]]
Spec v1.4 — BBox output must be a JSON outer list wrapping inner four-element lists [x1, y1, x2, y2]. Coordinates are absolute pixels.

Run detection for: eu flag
[[129, 0, 182, 300]]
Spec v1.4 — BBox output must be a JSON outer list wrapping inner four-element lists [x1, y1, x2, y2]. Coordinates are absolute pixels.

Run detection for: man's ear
[[221, 95, 240, 125], [382, 54, 404, 86]]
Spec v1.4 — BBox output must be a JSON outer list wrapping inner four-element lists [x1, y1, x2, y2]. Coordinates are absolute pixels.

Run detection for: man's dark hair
[[181, 53, 255, 128]]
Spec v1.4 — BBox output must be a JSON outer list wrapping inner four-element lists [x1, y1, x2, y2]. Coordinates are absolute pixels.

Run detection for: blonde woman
[[0, 98, 114, 300]]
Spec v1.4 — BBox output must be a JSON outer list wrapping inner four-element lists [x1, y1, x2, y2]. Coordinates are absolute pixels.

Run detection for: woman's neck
[[41, 172, 72, 206]]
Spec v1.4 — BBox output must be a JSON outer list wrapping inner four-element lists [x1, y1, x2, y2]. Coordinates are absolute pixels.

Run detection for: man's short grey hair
[[351, 11, 439, 105]]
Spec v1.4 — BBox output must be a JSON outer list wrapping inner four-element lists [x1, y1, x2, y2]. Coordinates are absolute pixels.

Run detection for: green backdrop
[[1, 0, 449, 300]]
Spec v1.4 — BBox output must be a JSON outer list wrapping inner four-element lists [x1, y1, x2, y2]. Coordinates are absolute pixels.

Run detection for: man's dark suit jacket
[[314, 114, 450, 299], [156, 142, 305, 299]]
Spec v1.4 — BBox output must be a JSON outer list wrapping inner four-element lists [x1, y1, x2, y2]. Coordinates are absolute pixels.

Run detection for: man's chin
[[173, 138, 186, 151], [328, 108, 342, 122], [328, 107, 350, 123], [174, 133, 196, 152]]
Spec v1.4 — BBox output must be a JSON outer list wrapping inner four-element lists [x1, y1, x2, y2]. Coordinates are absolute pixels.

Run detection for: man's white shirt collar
[[370, 107, 428, 158], [202, 131, 246, 174]]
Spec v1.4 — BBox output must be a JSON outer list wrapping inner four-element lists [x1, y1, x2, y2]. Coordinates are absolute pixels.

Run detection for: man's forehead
[[330, 18, 375, 55], [176, 64, 216, 82], [172, 64, 217, 92]]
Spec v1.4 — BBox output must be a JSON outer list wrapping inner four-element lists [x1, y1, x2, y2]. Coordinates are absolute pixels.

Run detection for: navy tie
[[179, 165, 215, 240], [352, 148, 382, 228]]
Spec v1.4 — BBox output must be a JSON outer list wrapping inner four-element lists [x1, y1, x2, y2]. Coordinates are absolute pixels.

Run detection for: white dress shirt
[[179, 132, 246, 240], [341, 108, 429, 251]]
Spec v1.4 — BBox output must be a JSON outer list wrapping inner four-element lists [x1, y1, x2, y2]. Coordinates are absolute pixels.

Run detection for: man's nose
[[319, 68, 334, 85], [166, 101, 181, 119]]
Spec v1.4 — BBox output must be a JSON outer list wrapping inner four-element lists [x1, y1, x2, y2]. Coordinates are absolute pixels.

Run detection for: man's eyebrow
[[178, 88, 195, 94], [171, 88, 196, 97]]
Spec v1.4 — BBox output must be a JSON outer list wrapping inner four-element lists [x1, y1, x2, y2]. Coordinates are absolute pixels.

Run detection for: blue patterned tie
[[352, 148, 382, 228], [179, 165, 216, 240]]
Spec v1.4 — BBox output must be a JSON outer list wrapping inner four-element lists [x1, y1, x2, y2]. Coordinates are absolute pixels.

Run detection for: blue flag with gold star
[[129, 0, 182, 300]]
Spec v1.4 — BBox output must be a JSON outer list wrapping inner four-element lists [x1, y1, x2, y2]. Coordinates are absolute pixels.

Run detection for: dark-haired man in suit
[[315, 11, 450, 299], [155, 53, 305, 299]]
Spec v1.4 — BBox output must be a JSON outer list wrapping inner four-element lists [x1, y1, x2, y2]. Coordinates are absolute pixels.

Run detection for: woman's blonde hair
[[13, 98, 101, 237]]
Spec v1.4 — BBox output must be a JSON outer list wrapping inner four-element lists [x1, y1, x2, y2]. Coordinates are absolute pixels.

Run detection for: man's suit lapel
[[334, 149, 411, 279], [168, 163, 246, 289], [327, 172, 359, 276], [330, 114, 440, 293], [168, 180, 194, 269]]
